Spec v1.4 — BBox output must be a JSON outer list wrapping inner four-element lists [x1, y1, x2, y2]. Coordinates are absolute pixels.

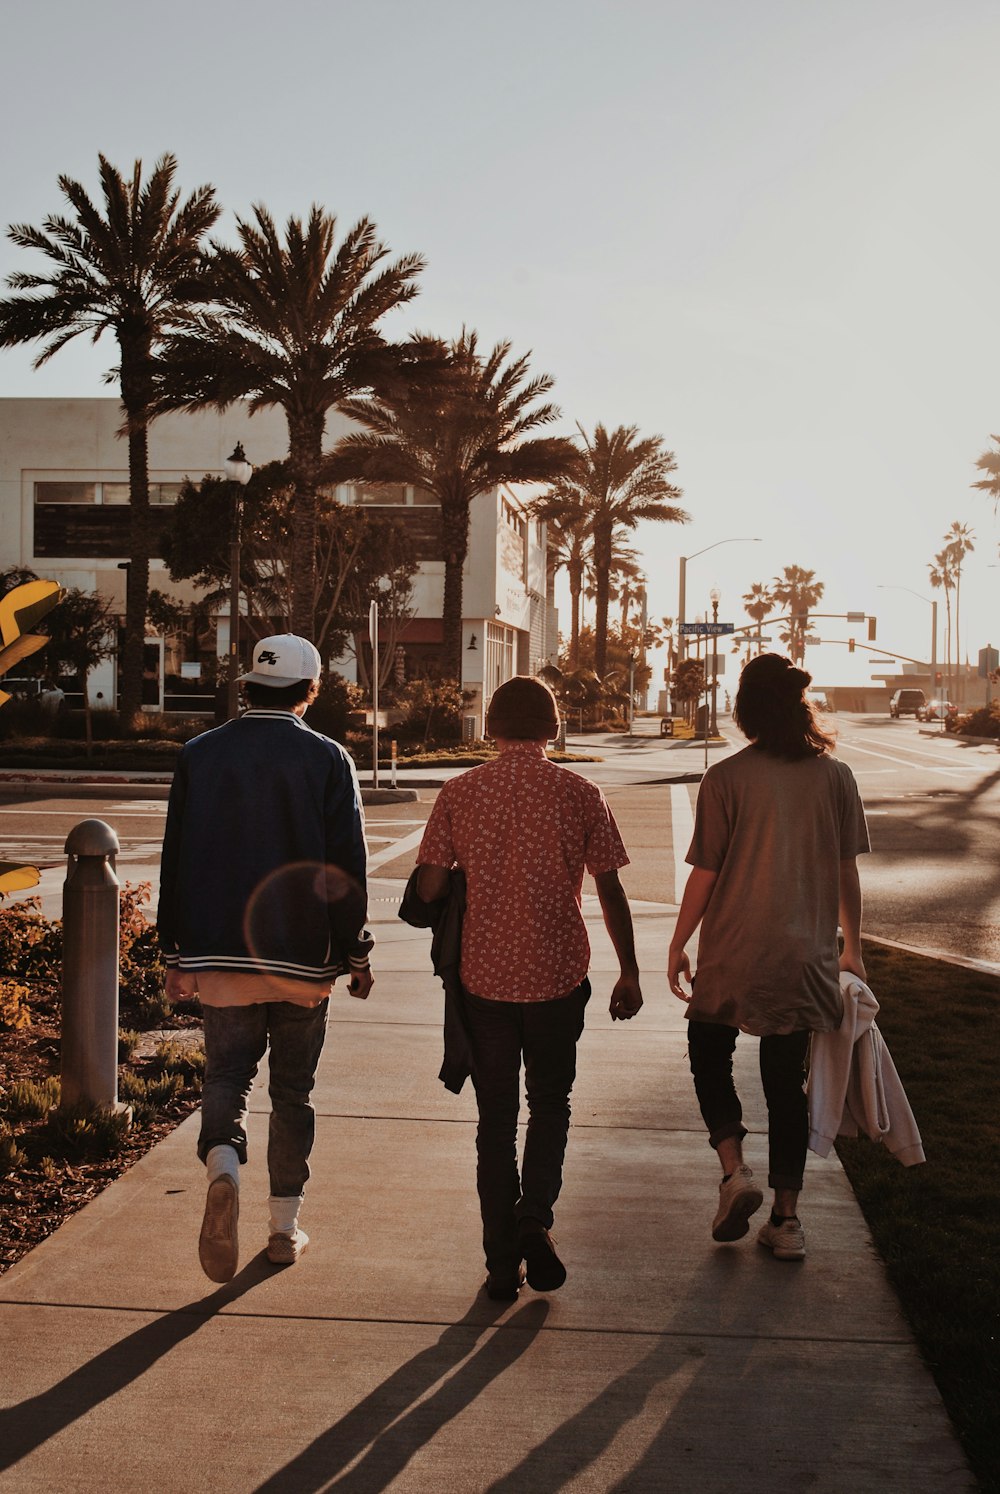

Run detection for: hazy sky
[[2, 0, 998, 688]]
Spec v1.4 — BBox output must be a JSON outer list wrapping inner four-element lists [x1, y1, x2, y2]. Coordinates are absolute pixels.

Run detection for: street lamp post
[[876, 585, 938, 679], [678, 537, 762, 662], [709, 585, 720, 735], [224, 442, 253, 721]]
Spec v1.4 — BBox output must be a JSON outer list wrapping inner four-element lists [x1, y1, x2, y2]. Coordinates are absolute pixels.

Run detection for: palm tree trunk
[[120, 405, 152, 734], [440, 496, 470, 682], [592, 521, 612, 677], [289, 413, 325, 638], [954, 567, 962, 702], [568, 559, 583, 670]]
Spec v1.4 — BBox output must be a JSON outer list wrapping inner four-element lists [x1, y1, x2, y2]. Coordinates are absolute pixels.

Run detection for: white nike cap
[[237, 634, 322, 686]]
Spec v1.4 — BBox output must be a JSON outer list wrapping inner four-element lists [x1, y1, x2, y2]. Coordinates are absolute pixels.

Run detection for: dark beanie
[[486, 676, 560, 740]]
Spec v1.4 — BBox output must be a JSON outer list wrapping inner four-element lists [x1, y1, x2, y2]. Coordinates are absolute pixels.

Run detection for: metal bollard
[[60, 818, 129, 1116]]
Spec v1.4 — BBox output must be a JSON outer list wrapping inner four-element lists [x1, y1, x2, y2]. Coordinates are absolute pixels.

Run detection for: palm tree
[[540, 497, 591, 669], [928, 548, 955, 697], [972, 435, 1000, 514], [943, 521, 975, 699], [159, 205, 425, 635], [770, 566, 824, 664], [327, 330, 580, 680], [0, 153, 220, 728], [742, 581, 774, 656], [548, 424, 687, 677]]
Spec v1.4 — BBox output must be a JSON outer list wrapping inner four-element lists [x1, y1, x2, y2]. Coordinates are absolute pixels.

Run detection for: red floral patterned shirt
[[417, 742, 629, 1001]]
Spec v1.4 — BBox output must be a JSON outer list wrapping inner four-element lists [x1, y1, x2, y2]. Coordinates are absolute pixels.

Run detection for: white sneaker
[[712, 1165, 764, 1241], [199, 1176, 239, 1282], [757, 1215, 806, 1260], [267, 1227, 309, 1266]]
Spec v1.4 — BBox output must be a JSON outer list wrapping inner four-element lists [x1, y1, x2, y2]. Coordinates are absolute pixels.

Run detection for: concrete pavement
[[0, 886, 973, 1491]]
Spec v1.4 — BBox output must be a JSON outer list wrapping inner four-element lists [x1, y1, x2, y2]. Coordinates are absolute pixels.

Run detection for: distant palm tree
[[549, 424, 687, 677], [943, 521, 975, 697], [160, 205, 424, 635], [770, 566, 824, 665], [0, 153, 220, 727], [742, 582, 774, 655], [928, 548, 956, 696], [328, 330, 580, 680]]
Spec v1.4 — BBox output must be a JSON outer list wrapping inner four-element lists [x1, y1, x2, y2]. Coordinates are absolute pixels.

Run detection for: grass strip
[[835, 939, 999, 1492]]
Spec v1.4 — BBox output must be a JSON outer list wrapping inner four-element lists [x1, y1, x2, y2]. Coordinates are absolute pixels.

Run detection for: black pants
[[687, 1020, 809, 1192], [464, 980, 590, 1271]]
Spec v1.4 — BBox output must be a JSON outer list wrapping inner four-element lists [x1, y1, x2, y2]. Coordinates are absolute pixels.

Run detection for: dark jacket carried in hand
[[399, 867, 470, 1092], [158, 709, 372, 980]]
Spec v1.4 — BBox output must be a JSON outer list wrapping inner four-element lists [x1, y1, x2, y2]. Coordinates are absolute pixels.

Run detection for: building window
[[412, 486, 439, 505], [34, 482, 97, 504], [35, 480, 181, 507], [485, 621, 515, 697], [355, 483, 407, 506]]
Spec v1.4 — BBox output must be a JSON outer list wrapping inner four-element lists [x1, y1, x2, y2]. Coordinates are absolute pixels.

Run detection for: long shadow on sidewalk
[[0, 1252, 276, 1475], [254, 1297, 550, 1493]]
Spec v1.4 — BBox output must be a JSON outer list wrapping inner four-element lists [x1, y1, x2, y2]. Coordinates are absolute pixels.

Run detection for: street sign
[[679, 621, 735, 635], [845, 612, 866, 623], [804, 636, 822, 645]]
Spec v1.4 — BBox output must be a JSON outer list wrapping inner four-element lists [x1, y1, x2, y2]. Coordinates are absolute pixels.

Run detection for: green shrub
[[955, 701, 1000, 738], [3, 1077, 60, 1121], [150, 1040, 205, 1080], [118, 1070, 184, 1108], [305, 672, 364, 743], [42, 1105, 131, 1160], [0, 896, 63, 987], [0, 979, 32, 1030], [0, 1127, 27, 1175], [118, 1028, 142, 1062]]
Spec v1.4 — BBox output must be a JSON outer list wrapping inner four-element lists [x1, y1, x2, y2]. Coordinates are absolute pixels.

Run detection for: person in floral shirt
[[417, 675, 643, 1300]]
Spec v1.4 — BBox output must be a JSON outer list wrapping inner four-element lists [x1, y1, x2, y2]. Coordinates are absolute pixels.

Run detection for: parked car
[[915, 698, 957, 723], [889, 688, 926, 718]]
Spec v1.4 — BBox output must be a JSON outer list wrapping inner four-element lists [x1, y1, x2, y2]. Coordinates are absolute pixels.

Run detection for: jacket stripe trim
[[176, 955, 346, 978]]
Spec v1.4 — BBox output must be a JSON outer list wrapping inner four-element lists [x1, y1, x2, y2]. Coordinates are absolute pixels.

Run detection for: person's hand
[[668, 946, 693, 1001], [165, 968, 198, 1002], [839, 949, 867, 982], [610, 972, 642, 1021], [348, 968, 374, 1000]]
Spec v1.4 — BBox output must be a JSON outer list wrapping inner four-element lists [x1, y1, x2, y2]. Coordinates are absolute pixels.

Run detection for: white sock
[[206, 1145, 240, 1188], [268, 1195, 302, 1236]]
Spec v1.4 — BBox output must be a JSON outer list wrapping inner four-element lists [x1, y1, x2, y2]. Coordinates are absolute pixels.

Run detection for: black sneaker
[[484, 1264, 526, 1301], [519, 1222, 567, 1292]]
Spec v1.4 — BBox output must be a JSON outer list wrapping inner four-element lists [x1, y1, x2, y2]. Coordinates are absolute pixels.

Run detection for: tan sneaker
[[199, 1176, 239, 1282], [267, 1227, 309, 1266], [712, 1165, 764, 1241], [757, 1215, 806, 1260]]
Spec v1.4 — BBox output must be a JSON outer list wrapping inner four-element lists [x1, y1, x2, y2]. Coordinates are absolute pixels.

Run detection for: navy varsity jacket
[[157, 709, 373, 980]]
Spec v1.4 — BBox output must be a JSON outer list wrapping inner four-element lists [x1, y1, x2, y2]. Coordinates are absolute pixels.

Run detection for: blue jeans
[[464, 980, 590, 1272], [198, 1001, 329, 1198]]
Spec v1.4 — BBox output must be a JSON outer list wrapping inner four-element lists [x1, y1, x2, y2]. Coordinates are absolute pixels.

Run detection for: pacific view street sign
[[679, 622, 735, 635]]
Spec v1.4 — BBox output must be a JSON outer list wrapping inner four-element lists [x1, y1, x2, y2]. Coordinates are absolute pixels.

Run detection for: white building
[[0, 398, 555, 735]]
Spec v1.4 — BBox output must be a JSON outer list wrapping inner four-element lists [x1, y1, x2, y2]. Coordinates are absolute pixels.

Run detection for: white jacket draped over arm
[[807, 973, 925, 1166]]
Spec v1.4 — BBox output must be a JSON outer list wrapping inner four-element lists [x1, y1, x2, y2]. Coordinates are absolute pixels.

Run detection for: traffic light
[[867, 617, 877, 641], [848, 638, 855, 653]]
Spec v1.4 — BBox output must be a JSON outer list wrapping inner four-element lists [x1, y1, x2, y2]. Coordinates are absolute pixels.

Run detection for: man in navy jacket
[[158, 634, 373, 1282]]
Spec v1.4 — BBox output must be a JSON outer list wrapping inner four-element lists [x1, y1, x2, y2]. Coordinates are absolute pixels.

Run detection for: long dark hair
[[734, 653, 836, 759]]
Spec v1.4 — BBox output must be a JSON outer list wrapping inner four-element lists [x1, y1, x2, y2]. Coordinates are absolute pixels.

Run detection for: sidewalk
[[0, 890, 972, 1491]]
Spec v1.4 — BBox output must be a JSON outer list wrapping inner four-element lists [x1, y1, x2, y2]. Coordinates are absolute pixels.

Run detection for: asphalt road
[[1, 711, 997, 968]]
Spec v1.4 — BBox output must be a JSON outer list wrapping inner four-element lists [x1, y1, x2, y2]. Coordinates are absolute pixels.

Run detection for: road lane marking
[[849, 734, 989, 771], [670, 783, 695, 905], [366, 826, 426, 871], [837, 741, 973, 778]]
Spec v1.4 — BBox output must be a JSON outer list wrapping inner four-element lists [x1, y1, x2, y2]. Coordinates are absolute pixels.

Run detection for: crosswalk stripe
[[670, 783, 695, 905]]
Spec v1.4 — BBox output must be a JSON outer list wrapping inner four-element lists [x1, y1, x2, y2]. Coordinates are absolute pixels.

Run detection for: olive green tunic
[[685, 746, 870, 1036]]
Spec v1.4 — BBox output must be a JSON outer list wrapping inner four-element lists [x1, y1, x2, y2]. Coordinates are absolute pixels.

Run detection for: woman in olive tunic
[[668, 654, 869, 1260]]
